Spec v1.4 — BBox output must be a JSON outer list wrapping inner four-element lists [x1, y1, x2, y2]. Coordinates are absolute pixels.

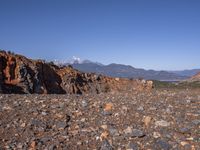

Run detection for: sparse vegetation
[[153, 80, 200, 89]]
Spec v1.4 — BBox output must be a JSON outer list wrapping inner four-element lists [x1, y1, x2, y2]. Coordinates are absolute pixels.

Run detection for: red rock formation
[[0, 50, 153, 94]]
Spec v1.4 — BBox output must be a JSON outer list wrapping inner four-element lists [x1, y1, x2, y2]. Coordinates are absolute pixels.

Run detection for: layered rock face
[[0, 51, 153, 94]]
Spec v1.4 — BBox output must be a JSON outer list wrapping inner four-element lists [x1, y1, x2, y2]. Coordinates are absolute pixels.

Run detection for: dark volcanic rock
[[100, 140, 113, 150], [0, 89, 200, 149]]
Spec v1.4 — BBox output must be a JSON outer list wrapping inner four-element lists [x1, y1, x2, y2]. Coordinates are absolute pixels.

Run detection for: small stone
[[155, 120, 170, 127], [192, 120, 200, 125], [100, 139, 113, 150], [181, 142, 193, 150], [153, 132, 161, 138], [2, 105, 12, 111], [40, 137, 51, 144], [77, 141, 82, 145], [17, 143, 23, 149], [154, 139, 172, 150], [131, 129, 145, 138], [30, 141, 36, 149], [20, 123, 26, 128], [143, 116, 152, 127], [186, 100, 191, 103], [127, 142, 139, 150], [186, 137, 194, 141], [101, 125, 108, 130], [102, 111, 112, 116], [55, 113, 64, 118], [108, 127, 119, 136], [137, 106, 144, 111], [96, 136, 100, 140], [59, 103, 65, 108], [124, 126, 132, 135], [56, 121, 66, 130], [104, 103, 113, 112], [81, 100, 88, 108], [48, 144, 56, 150], [80, 118, 86, 122], [178, 127, 191, 134], [41, 111, 47, 115], [180, 141, 189, 146], [122, 106, 128, 112], [100, 131, 109, 140]]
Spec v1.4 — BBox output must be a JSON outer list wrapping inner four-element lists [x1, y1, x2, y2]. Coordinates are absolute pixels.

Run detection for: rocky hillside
[[0, 51, 152, 94], [189, 72, 200, 81]]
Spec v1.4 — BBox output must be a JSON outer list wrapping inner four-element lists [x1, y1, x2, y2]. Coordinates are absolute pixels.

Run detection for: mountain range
[[53, 58, 198, 81]]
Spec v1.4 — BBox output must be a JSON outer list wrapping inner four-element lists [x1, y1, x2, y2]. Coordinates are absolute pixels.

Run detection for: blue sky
[[0, 0, 200, 70]]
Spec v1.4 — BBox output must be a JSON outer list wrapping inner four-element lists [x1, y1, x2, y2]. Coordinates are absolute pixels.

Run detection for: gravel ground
[[0, 89, 200, 149]]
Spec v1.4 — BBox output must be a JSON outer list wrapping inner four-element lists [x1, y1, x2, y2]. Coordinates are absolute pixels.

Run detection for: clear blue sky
[[0, 0, 200, 70]]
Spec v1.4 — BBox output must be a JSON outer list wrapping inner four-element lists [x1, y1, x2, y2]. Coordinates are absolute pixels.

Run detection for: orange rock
[[30, 141, 36, 150], [100, 131, 109, 141], [143, 116, 152, 127], [104, 103, 113, 111]]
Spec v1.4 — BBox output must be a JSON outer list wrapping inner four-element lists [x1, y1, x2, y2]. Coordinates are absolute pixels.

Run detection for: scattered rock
[[155, 120, 170, 127], [56, 121, 66, 130], [154, 139, 172, 150], [0, 87, 200, 149], [153, 132, 161, 138], [131, 129, 146, 138], [100, 131, 109, 140], [127, 142, 139, 150], [100, 140, 113, 150], [104, 103, 113, 112], [143, 116, 152, 127], [81, 100, 88, 108], [137, 106, 144, 111]]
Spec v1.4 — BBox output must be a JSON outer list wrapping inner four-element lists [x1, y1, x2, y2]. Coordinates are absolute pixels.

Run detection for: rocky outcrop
[[189, 72, 200, 81], [0, 51, 153, 94]]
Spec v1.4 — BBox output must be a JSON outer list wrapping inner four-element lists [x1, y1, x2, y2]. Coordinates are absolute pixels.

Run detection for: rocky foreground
[[0, 89, 200, 149]]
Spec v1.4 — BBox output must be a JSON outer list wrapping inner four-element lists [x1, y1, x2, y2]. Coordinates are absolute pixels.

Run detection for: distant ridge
[[64, 60, 188, 81], [169, 69, 200, 77]]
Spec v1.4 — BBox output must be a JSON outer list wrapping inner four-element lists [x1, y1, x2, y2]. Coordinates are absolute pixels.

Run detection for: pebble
[[56, 121, 66, 130], [100, 140, 113, 150], [131, 129, 145, 138], [143, 116, 152, 127], [127, 142, 139, 150], [81, 100, 88, 108], [153, 132, 161, 138], [178, 127, 191, 134], [137, 106, 144, 111], [154, 139, 172, 150], [155, 120, 170, 127]]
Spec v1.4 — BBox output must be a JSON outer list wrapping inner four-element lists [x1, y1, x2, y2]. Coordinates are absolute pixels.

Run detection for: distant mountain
[[69, 61, 188, 81], [169, 69, 200, 77]]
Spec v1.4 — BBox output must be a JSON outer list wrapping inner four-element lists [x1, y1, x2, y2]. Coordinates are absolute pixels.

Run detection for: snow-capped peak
[[70, 56, 82, 64], [52, 56, 103, 66]]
